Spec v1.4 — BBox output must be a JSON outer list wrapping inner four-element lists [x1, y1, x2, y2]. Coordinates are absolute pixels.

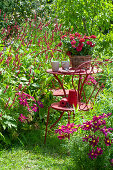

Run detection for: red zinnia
[[76, 46, 82, 52], [86, 41, 92, 46], [90, 35, 96, 39], [72, 45, 76, 48], [70, 36, 75, 40], [79, 38, 85, 42], [75, 32, 81, 37], [71, 40, 76, 45], [61, 35, 67, 39], [84, 35, 90, 39]]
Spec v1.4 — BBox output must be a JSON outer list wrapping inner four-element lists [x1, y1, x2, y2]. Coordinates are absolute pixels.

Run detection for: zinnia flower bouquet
[[61, 32, 96, 56]]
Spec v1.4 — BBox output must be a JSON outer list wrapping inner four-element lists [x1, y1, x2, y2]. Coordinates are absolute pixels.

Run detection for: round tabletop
[[47, 67, 102, 75]]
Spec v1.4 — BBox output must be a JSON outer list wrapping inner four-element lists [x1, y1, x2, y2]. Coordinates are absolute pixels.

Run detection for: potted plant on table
[[60, 32, 96, 69]]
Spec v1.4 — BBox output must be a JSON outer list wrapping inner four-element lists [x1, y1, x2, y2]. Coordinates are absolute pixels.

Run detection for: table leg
[[50, 111, 65, 129], [53, 74, 67, 97], [44, 106, 51, 144]]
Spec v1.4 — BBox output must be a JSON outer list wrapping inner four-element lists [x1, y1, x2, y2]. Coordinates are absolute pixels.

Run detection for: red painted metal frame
[[47, 61, 102, 110], [44, 103, 74, 144], [44, 60, 105, 143]]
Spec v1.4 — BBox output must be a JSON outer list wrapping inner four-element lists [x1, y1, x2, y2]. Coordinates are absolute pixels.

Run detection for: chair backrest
[[73, 60, 108, 108]]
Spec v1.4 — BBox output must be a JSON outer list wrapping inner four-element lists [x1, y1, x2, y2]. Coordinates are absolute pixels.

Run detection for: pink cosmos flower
[[37, 101, 44, 108], [79, 42, 84, 47], [18, 114, 27, 123], [31, 104, 39, 112], [19, 97, 28, 106]]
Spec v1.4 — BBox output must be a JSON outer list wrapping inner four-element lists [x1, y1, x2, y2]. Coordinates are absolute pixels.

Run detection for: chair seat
[[51, 102, 92, 111], [50, 89, 69, 96]]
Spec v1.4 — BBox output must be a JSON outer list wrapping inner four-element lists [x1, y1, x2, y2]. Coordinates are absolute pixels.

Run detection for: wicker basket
[[69, 55, 92, 69]]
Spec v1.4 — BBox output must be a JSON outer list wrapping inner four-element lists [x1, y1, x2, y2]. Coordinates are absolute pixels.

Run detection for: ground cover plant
[[0, 1, 113, 169]]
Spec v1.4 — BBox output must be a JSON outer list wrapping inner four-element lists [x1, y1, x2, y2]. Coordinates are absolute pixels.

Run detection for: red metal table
[[46, 66, 102, 110], [44, 64, 102, 144]]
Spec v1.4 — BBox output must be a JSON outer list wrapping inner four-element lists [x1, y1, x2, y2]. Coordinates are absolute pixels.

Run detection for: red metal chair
[[72, 60, 107, 110]]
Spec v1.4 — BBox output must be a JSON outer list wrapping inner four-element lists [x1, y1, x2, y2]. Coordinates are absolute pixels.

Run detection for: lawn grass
[[0, 129, 75, 170]]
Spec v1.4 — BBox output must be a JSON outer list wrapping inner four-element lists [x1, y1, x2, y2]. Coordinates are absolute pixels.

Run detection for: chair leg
[[68, 111, 71, 124], [44, 106, 51, 144]]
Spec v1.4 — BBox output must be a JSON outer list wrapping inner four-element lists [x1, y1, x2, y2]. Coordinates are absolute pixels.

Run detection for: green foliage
[[0, 0, 35, 29], [0, 6, 113, 169], [53, 0, 113, 35]]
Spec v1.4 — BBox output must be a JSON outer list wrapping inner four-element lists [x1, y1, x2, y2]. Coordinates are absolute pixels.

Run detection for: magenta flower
[[105, 137, 112, 146], [92, 115, 102, 122], [75, 32, 81, 37], [71, 40, 76, 45], [79, 38, 85, 43], [89, 136, 99, 147], [95, 147, 103, 155], [58, 134, 67, 140], [82, 135, 92, 142], [86, 41, 92, 46], [57, 42, 62, 47], [86, 75, 97, 85], [81, 121, 92, 130], [76, 46, 82, 52], [100, 126, 113, 136], [70, 36, 75, 40], [88, 149, 97, 159], [101, 112, 112, 118], [55, 125, 65, 134], [55, 123, 78, 137], [92, 121, 101, 132], [19, 97, 28, 106], [110, 159, 113, 166], [37, 101, 44, 108], [31, 104, 39, 112], [18, 114, 27, 123], [65, 123, 78, 134], [90, 35, 96, 39]]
